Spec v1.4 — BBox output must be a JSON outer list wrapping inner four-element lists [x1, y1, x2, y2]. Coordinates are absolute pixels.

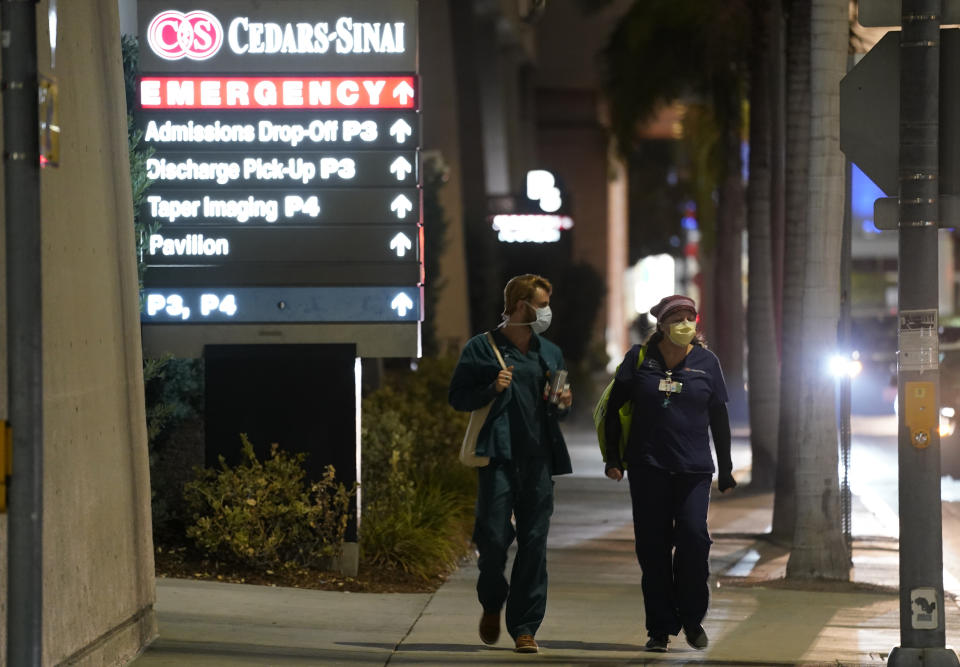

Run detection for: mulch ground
[[154, 543, 454, 594]]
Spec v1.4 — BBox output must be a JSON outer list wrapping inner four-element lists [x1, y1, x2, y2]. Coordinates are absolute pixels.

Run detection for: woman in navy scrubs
[[603, 294, 737, 653]]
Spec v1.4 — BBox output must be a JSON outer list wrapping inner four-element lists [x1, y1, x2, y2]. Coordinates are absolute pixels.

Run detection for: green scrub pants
[[473, 457, 554, 639]]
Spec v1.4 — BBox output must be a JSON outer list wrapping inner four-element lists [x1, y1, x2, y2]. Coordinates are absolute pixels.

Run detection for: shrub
[[144, 356, 204, 444], [144, 356, 205, 535], [184, 434, 356, 570], [360, 356, 475, 578], [364, 357, 473, 488], [362, 482, 473, 580]]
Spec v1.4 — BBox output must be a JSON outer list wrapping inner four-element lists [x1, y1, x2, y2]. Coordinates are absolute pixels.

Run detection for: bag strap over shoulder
[[485, 331, 508, 371]]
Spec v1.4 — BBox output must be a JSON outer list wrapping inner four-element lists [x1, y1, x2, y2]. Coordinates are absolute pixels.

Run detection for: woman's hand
[[557, 386, 573, 409], [605, 466, 623, 482], [495, 365, 515, 392], [718, 471, 737, 492]]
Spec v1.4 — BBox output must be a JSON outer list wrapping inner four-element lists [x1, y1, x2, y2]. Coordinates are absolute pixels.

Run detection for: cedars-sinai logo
[[147, 10, 223, 61]]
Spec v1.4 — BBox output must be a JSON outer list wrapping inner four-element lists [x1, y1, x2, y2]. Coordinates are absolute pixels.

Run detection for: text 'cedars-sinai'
[[147, 11, 407, 62]]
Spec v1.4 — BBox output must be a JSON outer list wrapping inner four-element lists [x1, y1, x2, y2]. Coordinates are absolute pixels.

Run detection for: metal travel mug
[[549, 369, 568, 404]]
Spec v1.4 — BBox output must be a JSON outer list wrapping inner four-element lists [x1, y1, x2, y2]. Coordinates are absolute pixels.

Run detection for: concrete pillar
[[0, 0, 156, 663], [421, 0, 471, 353]]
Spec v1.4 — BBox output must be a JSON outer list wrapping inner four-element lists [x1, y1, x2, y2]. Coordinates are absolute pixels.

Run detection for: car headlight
[[940, 407, 956, 438], [828, 352, 863, 379]]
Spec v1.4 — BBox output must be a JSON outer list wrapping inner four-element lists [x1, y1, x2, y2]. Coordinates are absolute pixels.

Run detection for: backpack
[[592, 345, 646, 468]]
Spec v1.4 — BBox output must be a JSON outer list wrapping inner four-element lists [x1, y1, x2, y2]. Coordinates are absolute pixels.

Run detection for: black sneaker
[[645, 635, 669, 652], [684, 624, 708, 650]]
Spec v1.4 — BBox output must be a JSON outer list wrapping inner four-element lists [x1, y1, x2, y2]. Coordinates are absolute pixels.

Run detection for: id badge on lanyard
[[659, 370, 682, 407]]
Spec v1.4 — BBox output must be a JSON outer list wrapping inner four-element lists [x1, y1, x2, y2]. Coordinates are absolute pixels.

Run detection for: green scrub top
[[495, 331, 548, 460]]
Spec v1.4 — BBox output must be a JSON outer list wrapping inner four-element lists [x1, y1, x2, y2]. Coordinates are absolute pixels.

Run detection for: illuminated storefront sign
[[136, 0, 421, 329], [491, 214, 574, 244], [526, 169, 563, 213], [489, 169, 573, 243]]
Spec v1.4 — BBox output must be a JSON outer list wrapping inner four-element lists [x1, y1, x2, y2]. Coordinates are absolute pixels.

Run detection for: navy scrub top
[[616, 343, 728, 473]]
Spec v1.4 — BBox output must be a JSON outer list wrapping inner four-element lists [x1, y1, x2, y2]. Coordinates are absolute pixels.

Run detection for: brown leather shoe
[[514, 634, 539, 653], [479, 611, 500, 645]]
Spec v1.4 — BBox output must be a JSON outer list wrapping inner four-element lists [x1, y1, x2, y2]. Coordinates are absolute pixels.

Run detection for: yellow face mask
[[667, 321, 696, 346]]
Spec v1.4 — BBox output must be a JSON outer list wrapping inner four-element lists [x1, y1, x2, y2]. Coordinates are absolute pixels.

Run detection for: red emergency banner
[[139, 76, 417, 110]]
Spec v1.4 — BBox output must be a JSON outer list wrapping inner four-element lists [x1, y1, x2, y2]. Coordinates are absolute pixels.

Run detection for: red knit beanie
[[649, 295, 697, 322]]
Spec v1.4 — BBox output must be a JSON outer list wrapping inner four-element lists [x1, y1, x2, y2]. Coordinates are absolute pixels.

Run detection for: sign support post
[[843, 2, 960, 662], [2, 0, 44, 663], [888, 1, 958, 664]]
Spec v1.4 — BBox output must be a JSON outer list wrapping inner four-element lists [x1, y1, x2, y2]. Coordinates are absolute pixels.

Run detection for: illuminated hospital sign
[[138, 0, 418, 74], [138, 113, 416, 148], [139, 76, 416, 109], [136, 0, 422, 331], [147, 12, 406, 61]]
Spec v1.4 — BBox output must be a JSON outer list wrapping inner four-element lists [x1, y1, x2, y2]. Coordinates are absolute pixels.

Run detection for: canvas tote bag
[[459, 332, 508, 467]]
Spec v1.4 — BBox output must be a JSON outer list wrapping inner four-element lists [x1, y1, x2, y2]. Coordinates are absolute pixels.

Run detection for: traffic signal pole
[[2, 0, 44, 664], [888, 0, 958, 664]]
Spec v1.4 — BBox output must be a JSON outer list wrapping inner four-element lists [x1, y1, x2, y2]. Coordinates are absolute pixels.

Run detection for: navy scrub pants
[[627, 464, 713, 638], [473, 457, 554, 639]]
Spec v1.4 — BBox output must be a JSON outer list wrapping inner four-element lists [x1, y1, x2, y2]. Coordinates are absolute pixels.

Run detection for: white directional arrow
[[390, 194, 413, 219], [391, 292, 414, 317], [390, 156, 413, 181], [389, 232, 413, 257], [392, 81, 415, 105], [390, 119, 412, 143]]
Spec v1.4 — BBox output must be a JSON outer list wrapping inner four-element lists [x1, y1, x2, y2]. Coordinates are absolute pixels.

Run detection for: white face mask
[[505, 301, 552, 334], [529, 305, 552, 334]]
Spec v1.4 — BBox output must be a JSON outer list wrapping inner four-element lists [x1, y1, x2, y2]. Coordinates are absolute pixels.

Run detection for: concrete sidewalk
[[133, 424, 960, 666]]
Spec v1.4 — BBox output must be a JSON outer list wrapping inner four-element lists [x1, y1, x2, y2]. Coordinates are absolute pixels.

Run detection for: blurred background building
[[418, 0, 636, 376]]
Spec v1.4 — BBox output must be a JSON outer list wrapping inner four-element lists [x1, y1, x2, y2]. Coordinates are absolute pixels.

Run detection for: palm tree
[[594, 0, 787, 473], [771, 0, 810, 542], [745, 0, 782, 490], [597, 0, 750, 414], [784, 0, 850, 579]]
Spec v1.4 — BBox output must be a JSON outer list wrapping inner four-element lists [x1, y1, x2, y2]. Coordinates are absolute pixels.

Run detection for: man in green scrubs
[[449, 274, 573, 654]]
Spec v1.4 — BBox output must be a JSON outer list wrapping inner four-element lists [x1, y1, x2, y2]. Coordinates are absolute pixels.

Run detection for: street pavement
[[133, 419, 960, 666]]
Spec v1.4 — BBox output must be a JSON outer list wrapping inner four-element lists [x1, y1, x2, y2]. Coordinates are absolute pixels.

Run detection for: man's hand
[[605, 465, 623, 482], [718, 471, 737, 493], [495, 366, 515, 392], [557, 386, 573, 409]]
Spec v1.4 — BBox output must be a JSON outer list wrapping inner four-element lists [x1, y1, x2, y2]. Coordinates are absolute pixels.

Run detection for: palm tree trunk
[[785, 0, 850, 580], [771, 0, 809, 542], [712, 95, 747, 420], [746, 0, 780, 491], [769, 0, 786, 350]]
